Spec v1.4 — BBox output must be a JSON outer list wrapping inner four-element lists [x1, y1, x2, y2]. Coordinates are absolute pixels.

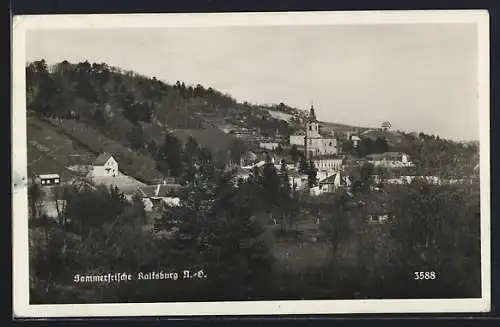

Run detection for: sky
[[25, 23, 479, 141]]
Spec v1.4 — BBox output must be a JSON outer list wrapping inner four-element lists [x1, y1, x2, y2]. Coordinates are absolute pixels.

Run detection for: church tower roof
[[308, 104, 318, 122]]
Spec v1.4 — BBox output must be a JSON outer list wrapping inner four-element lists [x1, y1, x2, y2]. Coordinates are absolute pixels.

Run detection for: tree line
[[26, 59, 294, 139]]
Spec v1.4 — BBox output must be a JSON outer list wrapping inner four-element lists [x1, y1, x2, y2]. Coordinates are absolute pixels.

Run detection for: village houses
[[366, 152, 414, 168]]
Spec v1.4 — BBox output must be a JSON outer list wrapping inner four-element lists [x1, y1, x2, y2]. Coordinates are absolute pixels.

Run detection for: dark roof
[[93, 152, 113, 166], [319, 172, 347, 185], [292, 130, 306, 136], [138, 184, 183, 198], [319, 174, 337, 184]]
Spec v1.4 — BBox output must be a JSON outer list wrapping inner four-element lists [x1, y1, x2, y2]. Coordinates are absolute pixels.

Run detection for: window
[[309, 126, 312, 131], [329, 142, 332, 146]]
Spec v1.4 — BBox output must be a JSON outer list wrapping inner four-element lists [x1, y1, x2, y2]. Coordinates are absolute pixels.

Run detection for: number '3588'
[[413, 271, 437, 280]]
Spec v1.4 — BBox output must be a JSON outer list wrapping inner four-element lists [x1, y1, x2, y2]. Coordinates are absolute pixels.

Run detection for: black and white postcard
[[12, 10, 491, 317]]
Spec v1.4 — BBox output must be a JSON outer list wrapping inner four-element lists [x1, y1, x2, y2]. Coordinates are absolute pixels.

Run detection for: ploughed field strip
[[34, 117, 163, 184], [27, 118, 93, 179]]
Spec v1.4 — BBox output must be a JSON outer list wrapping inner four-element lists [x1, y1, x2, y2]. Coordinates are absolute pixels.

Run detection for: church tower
[[305, 104, 320, 158], [306, 105, 320, 138]]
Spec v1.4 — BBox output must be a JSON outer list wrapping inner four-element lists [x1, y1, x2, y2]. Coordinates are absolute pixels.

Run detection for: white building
[[259, 142, 280, 151], [289, 130, 306, 146], [384, 175, 441, 185], [90, 152, 119, 178], [37, 174, 61, 186], [366, 152, 414, 168], [312, 156, 343, 172], [350, 135, 361, 148]]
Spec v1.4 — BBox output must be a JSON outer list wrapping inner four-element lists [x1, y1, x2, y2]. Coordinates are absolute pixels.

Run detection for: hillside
[[27, 117, 94, 180], [26, 60, 372, 140], [25, 59, 478, 181], [140, 122, 236, 155]]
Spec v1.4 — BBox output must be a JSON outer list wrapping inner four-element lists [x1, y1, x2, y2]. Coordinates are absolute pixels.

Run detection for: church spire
[[308, 102, 317, 122]]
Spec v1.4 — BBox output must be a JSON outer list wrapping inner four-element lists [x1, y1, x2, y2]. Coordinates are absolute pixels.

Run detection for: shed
[[38, 174, 61, 186]]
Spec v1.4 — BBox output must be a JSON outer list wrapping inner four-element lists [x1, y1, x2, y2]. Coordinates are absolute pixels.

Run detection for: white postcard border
[[12, 10, 491, 317]]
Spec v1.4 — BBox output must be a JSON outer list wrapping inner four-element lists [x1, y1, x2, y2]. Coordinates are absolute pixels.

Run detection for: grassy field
[[92, 172, 146, 194], [141, 121, 238, 155], [38, 118, 164, 184], [272, 239, 332, 274], [27, 143, 80, 180], [27, 118, 95, 180], [255, 211, 334, 275]]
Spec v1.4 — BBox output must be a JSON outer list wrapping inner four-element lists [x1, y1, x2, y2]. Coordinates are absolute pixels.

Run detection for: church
[[300, 105, 339, 157]]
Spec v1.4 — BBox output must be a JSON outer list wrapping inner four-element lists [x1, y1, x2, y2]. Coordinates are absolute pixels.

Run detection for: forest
[[26, 60, 294, 140]]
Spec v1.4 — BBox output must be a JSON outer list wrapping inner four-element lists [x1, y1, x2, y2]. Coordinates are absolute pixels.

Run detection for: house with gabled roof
[[318, 171, 351, 193], [137, 183, 183, 211], [90, 152, 118, 178]]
